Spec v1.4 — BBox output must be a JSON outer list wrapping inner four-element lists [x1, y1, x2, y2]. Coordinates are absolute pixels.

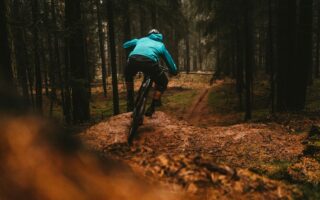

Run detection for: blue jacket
[[123, 33, 178, 75]]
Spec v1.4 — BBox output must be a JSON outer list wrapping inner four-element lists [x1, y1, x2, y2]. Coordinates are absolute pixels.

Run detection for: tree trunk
[[96, 0, 107, 97], [0, 0, 13, 86], [26, 46, 35, 109], [65, 0, 90, 123], [43, 0, 56, 115], [123, 0, 131, 77], [83, 34, 91, 100], [64, 42, 72, 123], [296, 0, 313, 107], [173, 29, 180, 70], [139, 4, 146, 35], [0, 0, 25, 112], [51, 0, 67, 119], [193, 55, 197, 72], [185, 30, 190, 73], [198, 30, 203, 71], [12, 0, 30, 107], [31, 0, 43, 113], [276, 0, 297, 111], [236, 27, 244, 110], [213, 1, 221, 80], [244, 0, 254, 120], [215, 28, 221, 79], [267, 0, 275, 113], [123, 0, 131, 48], [151, 2, 158, 28], [44, 66, 49, 97], [40, 37, 50, 98], [316, 0, 320, 78], [107, 0, 120, 115], [117, 42, 123, 74]]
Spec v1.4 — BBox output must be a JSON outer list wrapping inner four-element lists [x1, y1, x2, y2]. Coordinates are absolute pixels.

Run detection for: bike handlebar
[[159, 64, 179, 76], [159, 65, 168, 72]]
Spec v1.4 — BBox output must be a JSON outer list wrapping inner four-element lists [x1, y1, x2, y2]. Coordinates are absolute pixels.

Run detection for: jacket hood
[[148, 33, 163, 42]]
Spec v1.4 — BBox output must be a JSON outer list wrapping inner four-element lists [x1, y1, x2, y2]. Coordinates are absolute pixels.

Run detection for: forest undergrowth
[[80, 74, 320, 199]]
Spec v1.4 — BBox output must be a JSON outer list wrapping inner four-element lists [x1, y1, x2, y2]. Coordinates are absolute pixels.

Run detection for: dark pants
[[124, 55, 168, 93]]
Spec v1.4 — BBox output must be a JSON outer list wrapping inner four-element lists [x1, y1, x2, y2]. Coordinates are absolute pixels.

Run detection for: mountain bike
[[127, 74, 153, 145], [127, 66, 167, 145]]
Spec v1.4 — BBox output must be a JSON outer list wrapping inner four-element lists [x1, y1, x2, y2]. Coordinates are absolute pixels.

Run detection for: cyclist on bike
[[123, 29, 178, 117]]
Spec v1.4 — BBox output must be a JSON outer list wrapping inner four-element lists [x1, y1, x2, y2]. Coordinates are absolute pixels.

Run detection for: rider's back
[[130, 36, 164, 62], [123, 32, 177, 75]]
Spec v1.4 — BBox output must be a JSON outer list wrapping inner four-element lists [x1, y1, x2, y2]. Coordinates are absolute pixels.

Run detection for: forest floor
[[81, 74, 320, 199]]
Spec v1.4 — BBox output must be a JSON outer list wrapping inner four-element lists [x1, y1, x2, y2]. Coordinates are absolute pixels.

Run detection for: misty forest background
[[0, 0, 319, 124]]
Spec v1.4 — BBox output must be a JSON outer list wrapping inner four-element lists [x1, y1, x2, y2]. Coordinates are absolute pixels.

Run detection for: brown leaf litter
[[81, 111, 306, 199]]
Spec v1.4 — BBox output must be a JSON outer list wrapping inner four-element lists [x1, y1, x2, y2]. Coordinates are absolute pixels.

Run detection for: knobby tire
[[128, 78, 151, 145]]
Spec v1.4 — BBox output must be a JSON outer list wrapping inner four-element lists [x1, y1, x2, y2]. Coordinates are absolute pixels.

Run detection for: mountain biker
[[123, 29, 178, 117]]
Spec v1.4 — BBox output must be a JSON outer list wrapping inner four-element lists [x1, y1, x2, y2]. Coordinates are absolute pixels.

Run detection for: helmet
[[148, 29, 160, 35]]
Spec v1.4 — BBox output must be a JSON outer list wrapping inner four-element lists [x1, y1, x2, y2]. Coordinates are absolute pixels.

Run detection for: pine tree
[[107, 0, 120, 115], [65, 0, 90, 123]]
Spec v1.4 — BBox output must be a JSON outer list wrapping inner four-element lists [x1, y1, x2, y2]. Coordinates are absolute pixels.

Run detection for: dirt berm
[[81, 112, 304, 200]]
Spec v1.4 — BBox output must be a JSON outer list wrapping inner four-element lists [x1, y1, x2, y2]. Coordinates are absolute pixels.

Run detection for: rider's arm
[[161, 45, 178, 75], [123, 39, 138, 49]]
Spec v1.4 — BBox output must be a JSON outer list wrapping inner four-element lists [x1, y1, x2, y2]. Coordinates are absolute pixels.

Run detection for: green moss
[[90, 93, 127, 121], [252, 109, 270, 119], [250, 160, 320, 200], [249, 160, 292, 180], [306, 79, 320, 111], [267, 160, 292, 180], [160, 89, 198, 114], [297, 184, 320, 200], [208, 83, 238, 114]]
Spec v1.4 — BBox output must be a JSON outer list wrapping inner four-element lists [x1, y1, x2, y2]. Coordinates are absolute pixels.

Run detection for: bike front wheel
[[128, 96, 147, 145]]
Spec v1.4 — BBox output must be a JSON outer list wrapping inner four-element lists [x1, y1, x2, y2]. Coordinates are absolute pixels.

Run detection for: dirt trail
[[81, 111, 305, 199], [185, 88, 210, 125], [183, 80, 227, 126]]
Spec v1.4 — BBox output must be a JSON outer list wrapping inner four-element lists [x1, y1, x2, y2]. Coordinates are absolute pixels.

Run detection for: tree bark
[[139, 4, 146, 35], [123, 0, 131, 47], [193, 55, 197, 72], [0, 0, 13, 86], [276, 0, 297, 111], [267, 0, 275, 113], [185, 30, 190, 73], [40, 36, 50, 98], [151, 2, 158, 28], [107, 0, 120, 115], [64, 42, 72, 123], [65, 0, 90, 123], [215, 28, 221, 79], [198, 30, 202, 71], [0, 0, 25, 113], [296, 0, 313, 107], [236, 27, 244, 110], [316, 0, 320, 78], [31, 0, 43, 113], [51, 0, 68, 121], [244, 0, 254, 120], [43, 0, 56, 115], [12, 0, 30, 106], [122, 0, 131, 74], [173, 29, 180, 70], [96, 0, 107, 97]]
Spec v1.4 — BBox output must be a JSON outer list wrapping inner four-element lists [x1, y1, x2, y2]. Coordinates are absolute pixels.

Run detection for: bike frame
[[128, 75, 153, 145]]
